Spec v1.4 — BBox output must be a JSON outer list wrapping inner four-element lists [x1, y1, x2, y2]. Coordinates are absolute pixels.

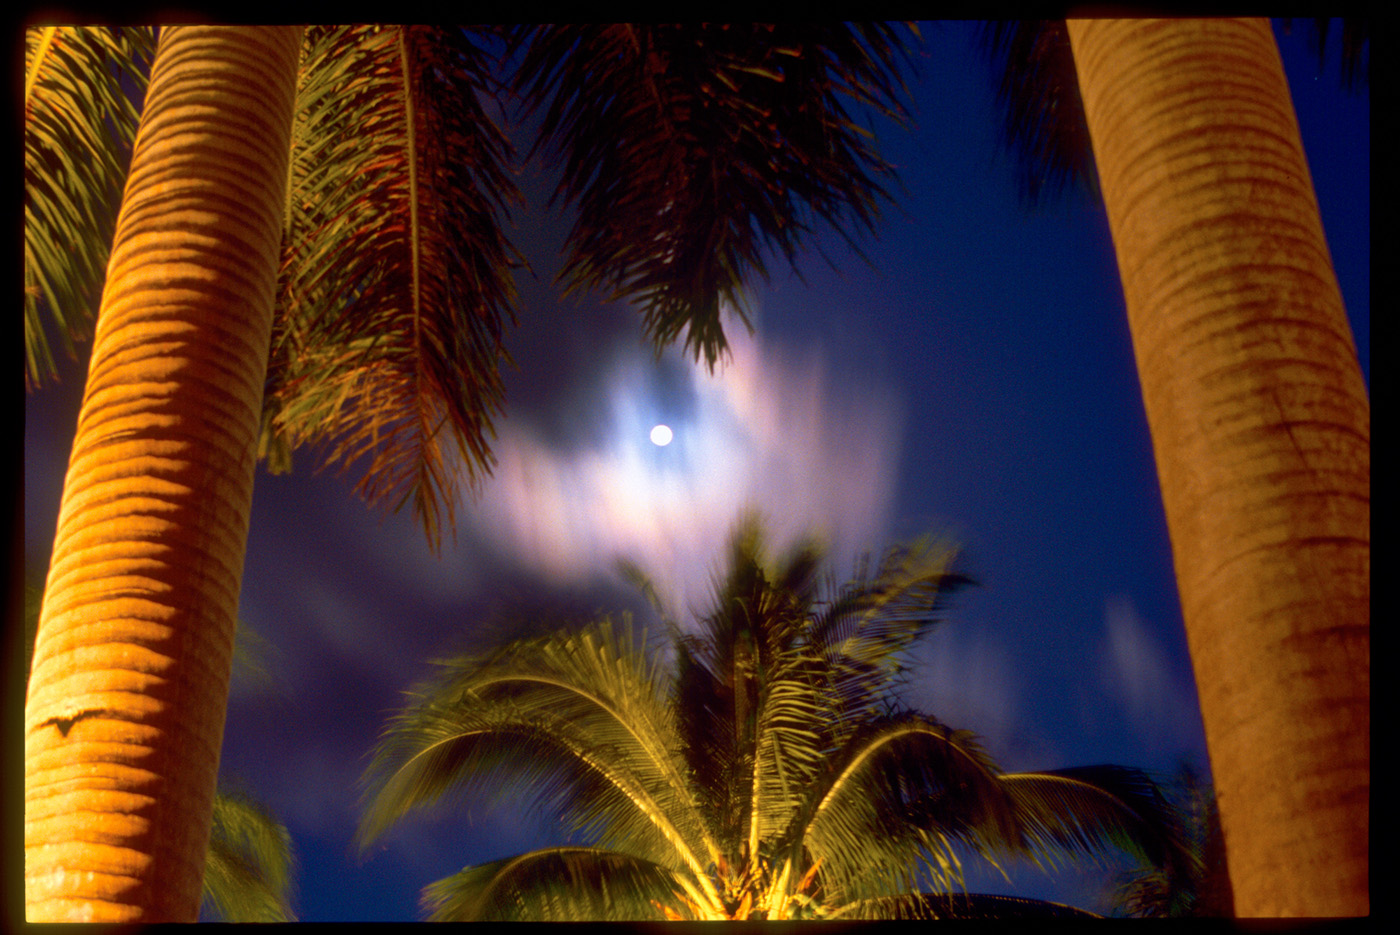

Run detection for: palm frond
[[24, 25, 154, 389], [421, 846, 701, 921], [997, 765, 1195, 877], [511, 23, 918, 369], [201, 789, 297, 922], [976, 21, 1098, 209], [1282, 17, 1370, 91], [262, 25, 522, 551], [838, 891, 1101, 919], [668, 515, 831, 862], [1110, 761, 1231, 917], [358, 616, 716, 892], [798, 713, 1013, 906], [809, 537, 971, 732]]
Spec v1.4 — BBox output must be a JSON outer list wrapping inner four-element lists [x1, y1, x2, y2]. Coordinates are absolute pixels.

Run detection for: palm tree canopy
[[24, 24, 920, 550], [359, 515, 1190, 920]]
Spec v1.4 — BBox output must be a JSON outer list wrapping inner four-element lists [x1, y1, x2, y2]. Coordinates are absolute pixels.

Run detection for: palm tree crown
[[359, 516, 1188, 920]]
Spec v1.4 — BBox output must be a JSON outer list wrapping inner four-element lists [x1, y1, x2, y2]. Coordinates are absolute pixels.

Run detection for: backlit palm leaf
[[262, 25, 522, 550], [202, 790, 298, 922], [358, 616, 722, 908], [23, 25, 153, 388], [421, 847, 697, 921], [512, 24, 918, 368]]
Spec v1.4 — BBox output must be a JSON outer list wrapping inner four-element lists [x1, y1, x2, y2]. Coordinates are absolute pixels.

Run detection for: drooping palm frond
[[1282, 17, 1370, 91], [808, 536, 972, 730], [261, 25, 522, 550], [976, 20, 1098, 209], [978, 18, 1369, 211], [201, 789, 297, 922], [23, 25, 154, 389], [357, 615, 722, 913], [1110, 761, 1231, 917], [797, 713, 1016, 910], [421, 846, 699, 921], [996, 765, 1194, 878], [510, 23, 919, 369]]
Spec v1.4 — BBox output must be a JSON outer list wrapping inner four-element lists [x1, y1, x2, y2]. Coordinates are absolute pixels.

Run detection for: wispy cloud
[[1098, 595, 1200, 760], [464, 309, 906, 619]]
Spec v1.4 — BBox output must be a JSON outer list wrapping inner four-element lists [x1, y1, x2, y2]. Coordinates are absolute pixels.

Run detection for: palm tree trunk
[[24, 26, 302, 922], [1064, 19, 1368, 916]]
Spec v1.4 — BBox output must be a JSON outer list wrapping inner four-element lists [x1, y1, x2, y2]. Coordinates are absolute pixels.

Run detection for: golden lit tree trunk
[[1065, 19, 1368, 916], [24, 26, 302, 922]]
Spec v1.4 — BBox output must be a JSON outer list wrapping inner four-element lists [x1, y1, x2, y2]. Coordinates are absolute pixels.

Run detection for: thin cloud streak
[[1098, 594, 1201, 759]]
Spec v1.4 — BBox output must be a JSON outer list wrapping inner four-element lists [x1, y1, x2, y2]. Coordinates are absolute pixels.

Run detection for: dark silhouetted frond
[[998, 764, 1195, 877], [845, 891, 1101, 919], [511, 24, 919, 369], [1281, 17, 1370, 92], [1110, 761, 1232, 917], [976, 20, 1098, 209]]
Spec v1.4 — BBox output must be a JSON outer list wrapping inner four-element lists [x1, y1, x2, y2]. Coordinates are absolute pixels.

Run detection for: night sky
[[23, 21, 1368, 921]]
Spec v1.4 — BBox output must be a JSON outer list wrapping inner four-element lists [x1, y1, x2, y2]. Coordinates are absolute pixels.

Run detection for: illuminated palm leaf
[[511, 23, 918, 368], [23, 25, 153, 388], [202, 791, 298, 922], [361, 515, 1188, 919], [357, 615, 723, 914], [421, 847, 698, 922], [261, 25, 522, 549]]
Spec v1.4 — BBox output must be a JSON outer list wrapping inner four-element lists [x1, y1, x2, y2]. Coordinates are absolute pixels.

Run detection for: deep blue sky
[[23, 21, 1368, 921]]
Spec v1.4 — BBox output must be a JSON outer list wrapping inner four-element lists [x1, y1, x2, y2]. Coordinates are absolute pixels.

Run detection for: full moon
[[649, 424, 673, 447]]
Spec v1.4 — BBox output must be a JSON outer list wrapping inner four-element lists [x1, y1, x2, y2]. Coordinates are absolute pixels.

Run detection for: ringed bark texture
[[1066, 19, 1369, 916], [25, 26, 302, 922]]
